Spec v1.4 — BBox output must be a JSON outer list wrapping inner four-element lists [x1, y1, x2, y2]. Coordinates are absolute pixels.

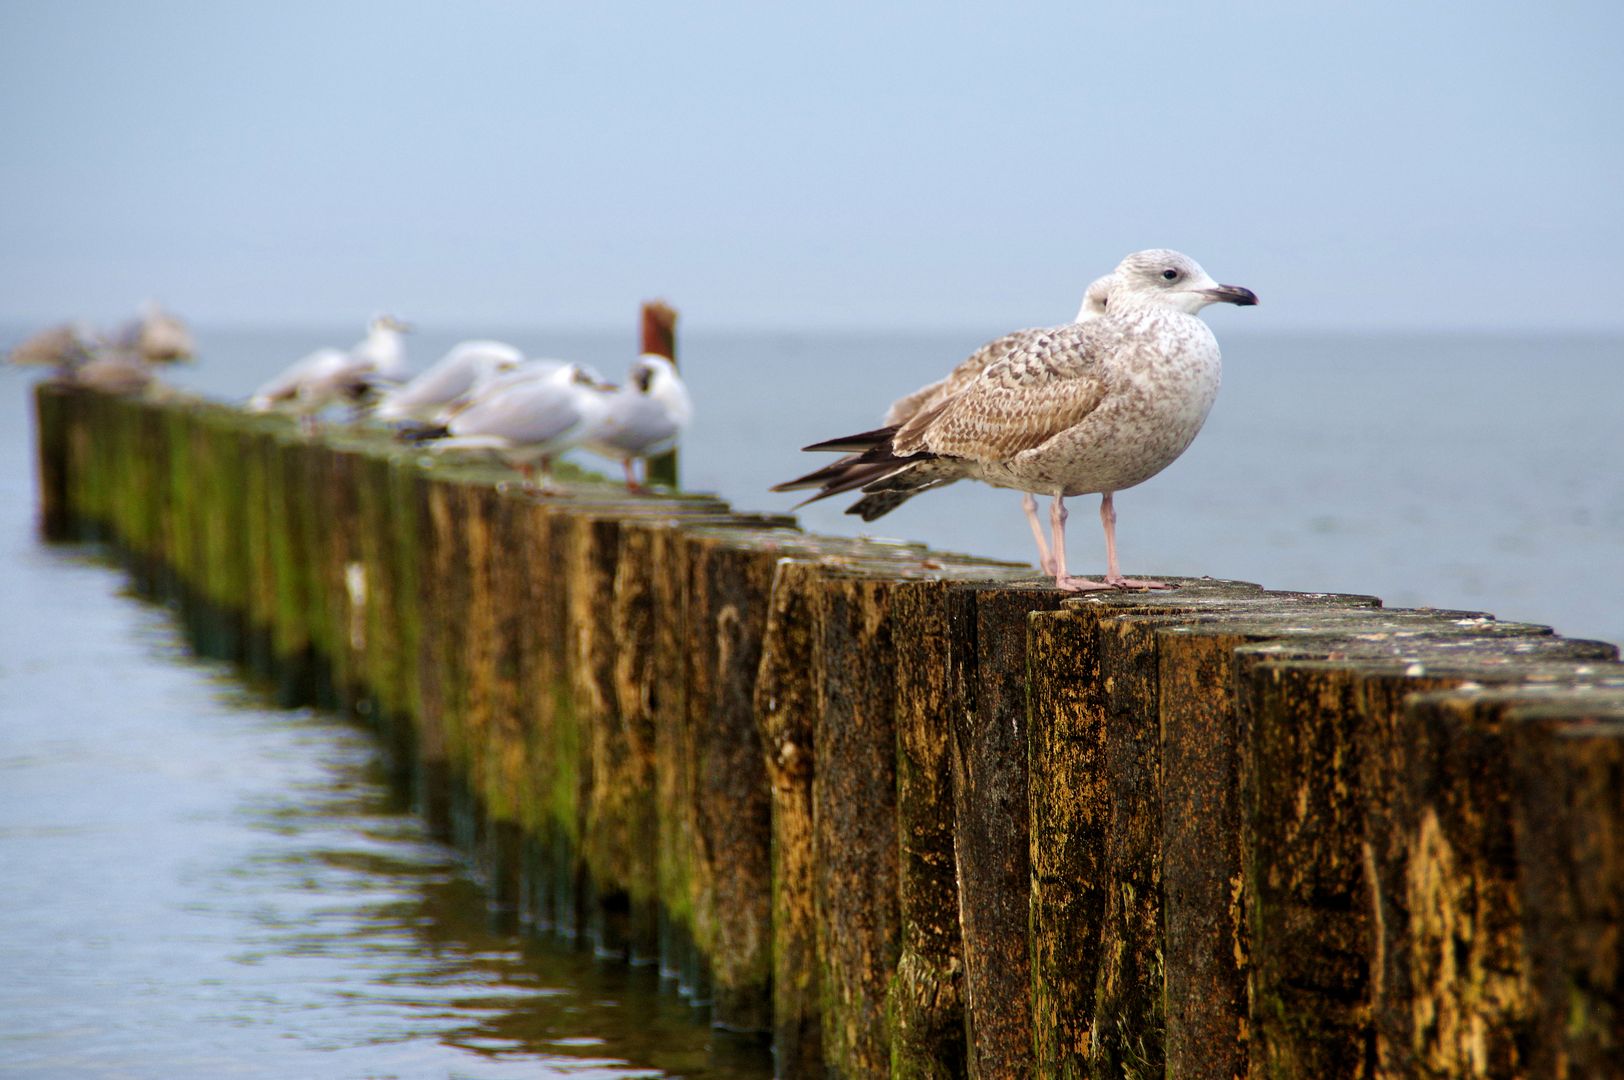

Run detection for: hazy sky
[[2, 1, 1620, 331]]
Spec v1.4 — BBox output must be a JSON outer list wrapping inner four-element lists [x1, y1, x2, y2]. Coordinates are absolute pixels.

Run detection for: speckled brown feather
[[892, 322, 1113, 460], [882, 327, 1052, 426]]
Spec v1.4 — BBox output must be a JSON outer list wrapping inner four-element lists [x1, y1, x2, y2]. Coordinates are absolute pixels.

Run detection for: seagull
[[70, 349, 157, 396], [584, 354, 692, 490], [111, 301, 194, 363], [418, 362, 611, 490], [777, 250, 1257, 591], [247, 347, 373, 433], [372, 340, 524, 423], [774, 271, 1116, 574], [349, 314, 412, 383], [7, 323, 95, 375]]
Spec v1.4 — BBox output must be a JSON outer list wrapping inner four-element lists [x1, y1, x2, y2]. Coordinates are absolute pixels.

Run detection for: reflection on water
[[0, 541, 769, 1079]]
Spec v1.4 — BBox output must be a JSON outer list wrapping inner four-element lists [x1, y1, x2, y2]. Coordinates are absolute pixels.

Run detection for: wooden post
[[1502, 690, 1624, 1077], [1232, 616, 1583, 1077], [641, 299, 679, 490], [1349, 658, 1619, 1076], [756, 559, 828, 1076], [948, 581, 1064, 1078], [32, 384, 75, 540]]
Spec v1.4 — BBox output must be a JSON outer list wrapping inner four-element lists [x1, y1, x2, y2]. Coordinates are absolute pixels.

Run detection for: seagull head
[[1110, 250, 1258, 315], [370, 313, 414, 334], [631, 354, 678, 393], [1074, 272, 1117, 322]]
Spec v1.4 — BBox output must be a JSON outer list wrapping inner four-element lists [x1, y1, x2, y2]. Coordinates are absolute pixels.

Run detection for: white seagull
[[248, 347, 373, 432], [373, 340, 524, 423], [585, 354, 692, 490], [778, 250, 1256, 591], [420, 362, 611, 490], [349, 314, 412, 383]]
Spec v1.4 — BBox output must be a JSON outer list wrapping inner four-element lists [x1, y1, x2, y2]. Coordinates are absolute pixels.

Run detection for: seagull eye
[[1161, 269, 1179, 281]]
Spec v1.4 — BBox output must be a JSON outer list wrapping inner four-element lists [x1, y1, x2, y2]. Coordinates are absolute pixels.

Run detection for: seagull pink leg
[[1023, 493, 1056, 577], [1051, 494, 1113, 592], [1099, 492, 1171, 590], [623, 458, 642, 492], [537, 456, 561, 495]]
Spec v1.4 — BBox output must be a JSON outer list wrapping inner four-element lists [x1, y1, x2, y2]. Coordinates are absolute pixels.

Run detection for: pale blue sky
[[2, 1, 1620, 331]]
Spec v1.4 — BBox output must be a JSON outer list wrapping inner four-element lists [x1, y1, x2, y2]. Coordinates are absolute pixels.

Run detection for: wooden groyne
[[33, 383, 1624, 1079]]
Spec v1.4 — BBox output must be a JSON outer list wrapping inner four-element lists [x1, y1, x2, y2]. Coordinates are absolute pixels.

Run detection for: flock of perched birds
[[10, 248, 1255, 588], [8, 310, 693, 494], [7, 302, 196, 394], [248, 319, 693, 491]]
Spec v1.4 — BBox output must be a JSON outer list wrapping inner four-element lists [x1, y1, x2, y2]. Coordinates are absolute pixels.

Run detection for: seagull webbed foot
[[1053, 575, 1118, 592], [1104, 576, 1173, 591]]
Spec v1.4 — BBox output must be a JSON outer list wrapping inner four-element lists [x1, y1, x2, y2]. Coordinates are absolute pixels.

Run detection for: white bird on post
[[778, 250, 1256, 591]]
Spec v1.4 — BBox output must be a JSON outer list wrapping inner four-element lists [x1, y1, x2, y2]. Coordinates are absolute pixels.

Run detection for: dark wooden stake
[[641, 300, 679, 490]]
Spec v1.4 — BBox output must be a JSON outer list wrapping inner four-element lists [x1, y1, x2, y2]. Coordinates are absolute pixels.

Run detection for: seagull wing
[[450, 381, 589, 446], [882, 327, 1047, 426], [894, 321, 1113, 461], [251, 348, 348, 405], [595, 393, 680, 455], [378, 352, 480, 417]]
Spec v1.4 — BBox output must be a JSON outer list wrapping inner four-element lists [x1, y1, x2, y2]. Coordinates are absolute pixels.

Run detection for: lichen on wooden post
[[1027, 579, 1288, 1077], [1352, 661, 1621, 1077], [1233, 613, 1580, 1078]]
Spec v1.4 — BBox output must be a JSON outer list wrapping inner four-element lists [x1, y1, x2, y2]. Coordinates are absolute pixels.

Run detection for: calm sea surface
[[2, 324, 1621, 1076]]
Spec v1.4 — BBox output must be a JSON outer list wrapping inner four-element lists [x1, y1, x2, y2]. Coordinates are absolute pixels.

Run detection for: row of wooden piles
[[33, 383, 1624, 1079]]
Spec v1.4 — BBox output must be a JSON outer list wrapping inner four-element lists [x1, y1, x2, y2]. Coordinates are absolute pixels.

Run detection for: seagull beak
[[1202, 284, 1259, 307]]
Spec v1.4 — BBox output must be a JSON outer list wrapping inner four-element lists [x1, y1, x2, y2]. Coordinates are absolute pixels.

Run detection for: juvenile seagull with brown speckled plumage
[[776, 249, 1257, 592]]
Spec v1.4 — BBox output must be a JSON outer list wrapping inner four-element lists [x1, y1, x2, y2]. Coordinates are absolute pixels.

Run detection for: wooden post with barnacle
[[641, 300, 679, 489]]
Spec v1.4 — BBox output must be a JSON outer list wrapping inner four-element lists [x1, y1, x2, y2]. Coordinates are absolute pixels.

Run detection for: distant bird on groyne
[[8, 317, 177, 396], [7, 323, 95, 376], [247, 314, 413, 433], [585, 354, 692, 491], [777, 249, 1257, 591], [70, 350, 158, 396], [349, 314, 412, 383], [111, 301, 194, 364], [248, 348, 372, 432], [373, 340, 524, 424], [414, 361, 612, 491]]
